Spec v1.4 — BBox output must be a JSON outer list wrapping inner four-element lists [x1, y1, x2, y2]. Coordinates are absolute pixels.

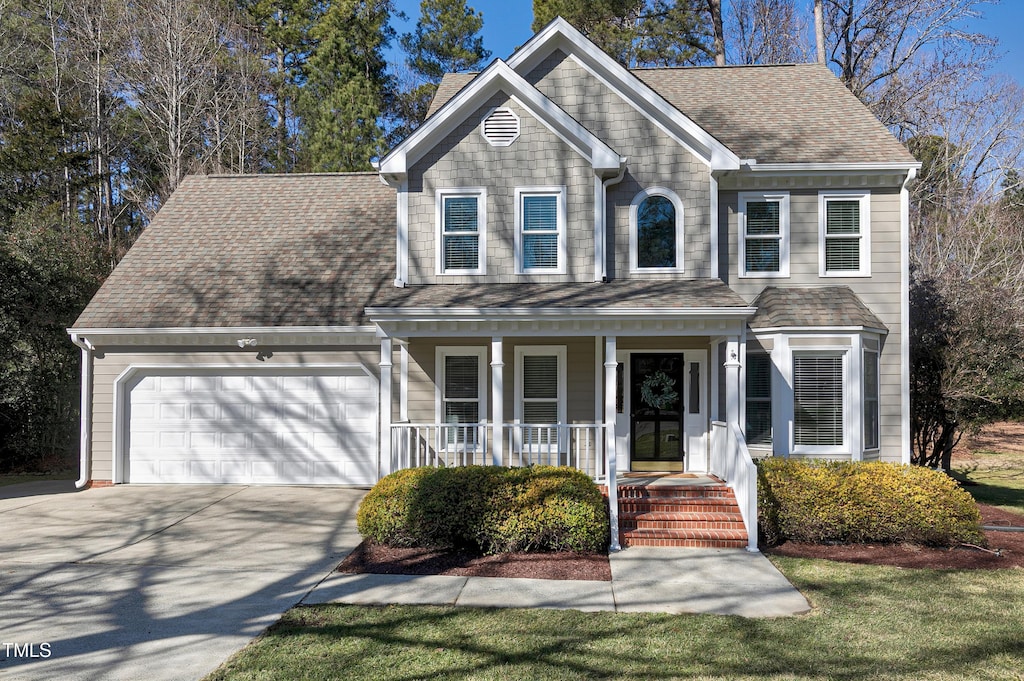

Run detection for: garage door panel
[[127, 368, 377, 485]]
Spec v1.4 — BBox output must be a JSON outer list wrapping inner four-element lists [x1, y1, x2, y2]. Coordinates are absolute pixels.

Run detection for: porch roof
[[748, 286, 888, 332], [370, 278, 750, 311]]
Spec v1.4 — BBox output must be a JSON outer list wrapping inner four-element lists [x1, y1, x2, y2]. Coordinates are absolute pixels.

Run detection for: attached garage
[[119, 366, 378, 485]]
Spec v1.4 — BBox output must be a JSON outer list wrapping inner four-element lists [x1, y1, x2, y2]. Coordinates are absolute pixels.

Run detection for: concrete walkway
[[307, 546, 811, 618]]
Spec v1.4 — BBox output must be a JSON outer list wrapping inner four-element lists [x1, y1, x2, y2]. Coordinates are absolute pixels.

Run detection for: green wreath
[[640, 370, 678, 410]]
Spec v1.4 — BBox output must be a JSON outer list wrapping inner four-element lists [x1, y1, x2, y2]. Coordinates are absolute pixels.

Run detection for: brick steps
[[608, 480, 748, 549]]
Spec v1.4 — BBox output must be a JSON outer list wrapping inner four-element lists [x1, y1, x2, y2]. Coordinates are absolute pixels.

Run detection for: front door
[[630, 353, 685, 472]]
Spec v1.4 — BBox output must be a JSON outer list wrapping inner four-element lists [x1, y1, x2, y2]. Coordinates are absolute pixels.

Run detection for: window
[[630, 188, 684, 272], [819, 192, 870, 276], [438, 190, 485, 275], [515, 346, 567, 445], [739, 192, 789, 277], [436, 348, 487, 446], [793, 353, 845, 450], [516, 188, 565, 273], [863, 347, 880, 450], [745, 352, 772, 446]]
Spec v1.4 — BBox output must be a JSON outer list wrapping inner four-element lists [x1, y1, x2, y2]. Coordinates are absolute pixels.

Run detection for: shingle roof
[[73, 173, 395, 329], [371, 279, 750, 310], [748, 286, 887, 330], [428, 63, 915, 164]]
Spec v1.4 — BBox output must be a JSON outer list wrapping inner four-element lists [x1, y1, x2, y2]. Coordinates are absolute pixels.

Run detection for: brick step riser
[[617, 501, 740, 514], [622, 521, 745, 531], [615, 490, 736, 501], [622, 528, 748, 541], [622, 537, 749, 549], [619, 512, 745, 524]]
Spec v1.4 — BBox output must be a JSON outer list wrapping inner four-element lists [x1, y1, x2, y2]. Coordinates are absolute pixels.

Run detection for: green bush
[[757, 458, 985, 547], [356, 465, 609, 554]]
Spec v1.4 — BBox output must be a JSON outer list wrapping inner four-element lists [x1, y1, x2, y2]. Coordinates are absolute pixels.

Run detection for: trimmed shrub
[[757, 458, 984, 547], [356, 465, 609, 554]]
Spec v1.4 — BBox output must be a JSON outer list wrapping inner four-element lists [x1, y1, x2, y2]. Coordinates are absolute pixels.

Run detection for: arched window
[[630, 188, 683, 272]]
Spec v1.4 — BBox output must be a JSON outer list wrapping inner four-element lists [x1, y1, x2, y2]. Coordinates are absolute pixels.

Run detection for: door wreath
[[640, 370, 678, 410]]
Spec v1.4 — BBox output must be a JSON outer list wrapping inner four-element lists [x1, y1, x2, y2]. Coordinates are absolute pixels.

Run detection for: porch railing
[[390, 423, 606, 479], [710, 420, 759, 552]]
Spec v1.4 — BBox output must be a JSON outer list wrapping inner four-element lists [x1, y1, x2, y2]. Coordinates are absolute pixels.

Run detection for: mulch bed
[[337, 504, 1024, 580]]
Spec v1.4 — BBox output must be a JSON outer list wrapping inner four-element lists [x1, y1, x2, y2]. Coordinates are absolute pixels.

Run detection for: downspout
[[69, 333, 94, 489], [899, 167, 918, 465], [595, 160, 627, 282]]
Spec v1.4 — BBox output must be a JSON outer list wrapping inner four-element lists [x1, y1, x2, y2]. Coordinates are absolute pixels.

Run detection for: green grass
[[0, 471, 75, 487], [206, 558, 1024, 681], [954, 447, 1024, 515]]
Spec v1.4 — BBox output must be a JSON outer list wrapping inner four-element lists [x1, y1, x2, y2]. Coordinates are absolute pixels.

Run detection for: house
[[69, 19, 920, 551]]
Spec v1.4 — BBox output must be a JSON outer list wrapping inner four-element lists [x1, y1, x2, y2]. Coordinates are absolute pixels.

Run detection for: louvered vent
[[481, 107, 520, 147]]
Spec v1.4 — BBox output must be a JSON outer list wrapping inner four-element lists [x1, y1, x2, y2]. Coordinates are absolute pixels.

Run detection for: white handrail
[[710, 420, 759, 552]]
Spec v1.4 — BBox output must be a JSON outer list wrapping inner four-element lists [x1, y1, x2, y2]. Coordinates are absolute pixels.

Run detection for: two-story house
[[69, 19, 919, 550]]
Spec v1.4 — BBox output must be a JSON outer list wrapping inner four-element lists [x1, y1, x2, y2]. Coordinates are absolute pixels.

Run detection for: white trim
[[69, 325, 377, 336], [743, 162, 922, 173], [480, 106, 521, 146], [818, 190, 871, 277], [111, 363, 377, 485], [436, 188, 487, 276], [369, 306, 756, 321], [379, 59, 623, 176], [514, 345, 567, 426], [505, 18, 741, 170], [514, 186, 567, 274], [862, 343, 881, 454], [629, 187, 685, 273], [434, 347, 489, 432], [738, 191, 790, 278], [900, 169, 917, 464], [396, 181, 409, 286], [66, 326, 379, 348], [399, 343, 409, 422], [710, 175, 719, 279]]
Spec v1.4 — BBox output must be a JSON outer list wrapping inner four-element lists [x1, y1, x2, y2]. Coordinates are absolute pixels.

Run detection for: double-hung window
[[745, 352, 773, 447], [436, 348, 487, 450], [516, 187, 565, 273], [819, 191, 870, 276], [792, 352, 846, 452], [515, 346, 566, 448], [739, 192, 789, 277], [438, 189, 485, 275], [863, 345, 880, 450]]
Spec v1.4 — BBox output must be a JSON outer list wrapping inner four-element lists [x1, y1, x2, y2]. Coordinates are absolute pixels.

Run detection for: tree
[[532, 0, 712, 68], [389, 0, 490, 144], [727, 0, 808, 65], [299, 0, 395, 171]]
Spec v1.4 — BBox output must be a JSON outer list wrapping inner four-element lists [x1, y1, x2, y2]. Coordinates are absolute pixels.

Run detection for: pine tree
[[299, 0, 394, 171]]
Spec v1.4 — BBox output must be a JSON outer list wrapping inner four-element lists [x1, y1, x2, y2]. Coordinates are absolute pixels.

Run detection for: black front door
[[630, 353, 685, 466]]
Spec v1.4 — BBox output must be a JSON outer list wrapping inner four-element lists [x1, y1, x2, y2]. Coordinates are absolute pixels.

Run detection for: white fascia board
[[506, 17, 741, 171], [749, 325, 889, 336], [66, 326, 380, 346], [740, 162, 922, 174], [367, 307, 756, 321], [378, 59, 621, 176]]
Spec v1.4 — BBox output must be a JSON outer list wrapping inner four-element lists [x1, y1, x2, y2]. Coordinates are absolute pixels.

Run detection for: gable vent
[[481, 107, 520, 147]]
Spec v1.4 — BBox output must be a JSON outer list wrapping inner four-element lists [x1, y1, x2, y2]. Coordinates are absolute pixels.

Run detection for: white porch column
[[724, 337, 742, 428], [379, 336, 393, 479], [604, 336, 620, 551], [491, 337, 504, 467]]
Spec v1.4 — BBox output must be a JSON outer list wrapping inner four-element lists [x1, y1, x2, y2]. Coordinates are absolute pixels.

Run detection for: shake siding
[[525, 51, 712, 279], [406, 94, 593, 284], [722, 186, 905, 461], [88, 348, 379, 481]]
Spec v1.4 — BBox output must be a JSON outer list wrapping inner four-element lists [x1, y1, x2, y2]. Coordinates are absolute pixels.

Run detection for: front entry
[[615, 350, 709, 473], [630, 353, 685, 472]]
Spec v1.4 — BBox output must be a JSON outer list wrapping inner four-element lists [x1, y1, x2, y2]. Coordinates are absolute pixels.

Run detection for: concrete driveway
[[0, 482, 366, 681]]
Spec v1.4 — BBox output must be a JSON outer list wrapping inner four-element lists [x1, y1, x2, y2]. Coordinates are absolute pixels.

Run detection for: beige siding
[[526, 51, 713, 279], [407, 94, 594, 284], [88, 347, 380, 482]]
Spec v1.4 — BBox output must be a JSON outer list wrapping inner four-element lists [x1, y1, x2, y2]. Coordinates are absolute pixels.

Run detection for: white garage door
[[125, 368, 378, 485]]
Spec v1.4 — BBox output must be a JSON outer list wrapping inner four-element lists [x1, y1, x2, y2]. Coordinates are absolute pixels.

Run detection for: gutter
[[69, 333, 94, 489], [596, 161, 627, 282]]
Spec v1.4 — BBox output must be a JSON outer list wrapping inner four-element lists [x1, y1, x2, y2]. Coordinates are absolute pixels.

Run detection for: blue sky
[[388, 0, 1022, 83]]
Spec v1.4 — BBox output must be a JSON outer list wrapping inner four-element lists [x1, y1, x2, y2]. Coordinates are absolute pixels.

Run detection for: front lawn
[[206, 557, 1024, 681]]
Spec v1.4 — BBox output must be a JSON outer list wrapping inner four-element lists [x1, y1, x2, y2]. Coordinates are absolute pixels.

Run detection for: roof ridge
[[199, 171, 381, 179]]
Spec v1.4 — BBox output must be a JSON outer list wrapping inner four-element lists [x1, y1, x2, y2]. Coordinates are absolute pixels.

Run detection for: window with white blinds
[[819, 192, 870, 276], [515, 346, 566, 426], [517, 188, 565, 273], [864, 348, 880, 450], [439, 191, 485, 274], [436, 348, 487, 434], [739, 192, 789, 277], [793, 353, 845, 448], [745, 352, 772, 446]]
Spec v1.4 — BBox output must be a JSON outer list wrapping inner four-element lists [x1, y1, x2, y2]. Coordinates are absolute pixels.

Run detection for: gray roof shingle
[[371, 279, 751, 310], [748, 286, 887, 330], [73, 173, 395, 329], [428, 63, 915, 164]]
